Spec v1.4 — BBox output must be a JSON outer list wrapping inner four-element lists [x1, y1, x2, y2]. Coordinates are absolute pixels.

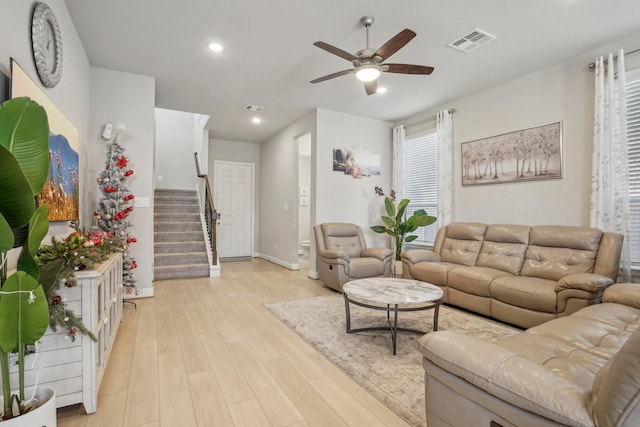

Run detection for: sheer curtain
[[392, 125, 406, 199], [437, 110, 453, 226], [590, 49, 631, 281]]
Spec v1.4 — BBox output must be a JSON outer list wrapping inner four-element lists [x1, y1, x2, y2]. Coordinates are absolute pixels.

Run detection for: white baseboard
[[258, 253, 300, 270], [308, 270, 319, 279], [210, 263, 221, 278]]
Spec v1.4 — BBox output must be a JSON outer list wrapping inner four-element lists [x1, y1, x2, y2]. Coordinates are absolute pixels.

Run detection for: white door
[[214, 161, 254, 258]]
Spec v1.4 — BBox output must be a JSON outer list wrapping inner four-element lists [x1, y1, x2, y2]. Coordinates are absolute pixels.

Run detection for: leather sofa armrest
[[603, 283, 640, 308], [360, 247, 393, 261], [418, 331, 593, 427], [319, 248, 349, 262], [401, 249, 441, 265], [555, 273, 613, 293]]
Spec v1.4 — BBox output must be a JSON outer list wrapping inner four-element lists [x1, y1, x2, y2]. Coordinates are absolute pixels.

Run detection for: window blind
[[627, 72, 640, 266], [404, 131, 438, 245]]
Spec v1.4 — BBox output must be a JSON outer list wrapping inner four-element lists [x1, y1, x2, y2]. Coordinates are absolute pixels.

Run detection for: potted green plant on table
[[371, 187, 437, 273], [0, 97, 60, 424]]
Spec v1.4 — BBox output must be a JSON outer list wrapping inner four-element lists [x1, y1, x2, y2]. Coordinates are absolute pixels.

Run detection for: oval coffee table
[[342, 277, 444, 355]]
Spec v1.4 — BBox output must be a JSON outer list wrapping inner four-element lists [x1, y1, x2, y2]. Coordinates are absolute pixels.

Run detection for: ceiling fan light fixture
[[355, 65, 381, 82]]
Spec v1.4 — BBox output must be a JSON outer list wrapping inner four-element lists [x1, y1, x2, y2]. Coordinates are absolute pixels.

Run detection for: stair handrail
[[194, 152, 218, 265]]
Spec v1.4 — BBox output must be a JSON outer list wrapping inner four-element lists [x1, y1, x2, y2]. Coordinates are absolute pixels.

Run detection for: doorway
[[297, 133, 312, 259], [214, 160, 255, 258]]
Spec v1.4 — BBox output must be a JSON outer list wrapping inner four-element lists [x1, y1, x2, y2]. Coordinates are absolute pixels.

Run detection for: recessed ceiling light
[[377, 87, 387, 94], [208, 42, 224, 52], [252, 117, 261, 124]]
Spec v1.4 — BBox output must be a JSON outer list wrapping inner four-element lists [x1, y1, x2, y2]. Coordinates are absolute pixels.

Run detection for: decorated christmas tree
[[95, 133, 138, 295]]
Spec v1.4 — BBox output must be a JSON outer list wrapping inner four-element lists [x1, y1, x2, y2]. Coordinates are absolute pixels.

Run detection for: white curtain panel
[[590, 49, 631, 281], [437, 110, 454, 226], [392, 125, 406, 199]]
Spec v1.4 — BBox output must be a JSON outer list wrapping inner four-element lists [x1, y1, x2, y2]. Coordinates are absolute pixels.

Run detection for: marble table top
[[343, 277, 444, 306]]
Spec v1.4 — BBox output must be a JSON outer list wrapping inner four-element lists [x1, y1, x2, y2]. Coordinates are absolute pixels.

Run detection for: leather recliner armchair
[[314, 222, 393, 292]]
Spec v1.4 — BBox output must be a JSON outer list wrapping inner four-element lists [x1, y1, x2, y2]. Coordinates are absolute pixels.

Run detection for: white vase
[[0, 386, 56, 426]]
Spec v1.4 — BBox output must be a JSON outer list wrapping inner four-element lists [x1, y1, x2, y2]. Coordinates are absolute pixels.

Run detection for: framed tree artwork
[[461, 122, 562, 186]]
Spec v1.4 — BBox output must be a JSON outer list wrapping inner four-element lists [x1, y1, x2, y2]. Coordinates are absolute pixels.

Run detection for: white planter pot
[[0, 386, 56, 426]]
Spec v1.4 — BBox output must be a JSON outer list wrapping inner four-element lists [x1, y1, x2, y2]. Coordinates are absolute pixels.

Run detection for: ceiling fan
[[310, 16, 434, 95]]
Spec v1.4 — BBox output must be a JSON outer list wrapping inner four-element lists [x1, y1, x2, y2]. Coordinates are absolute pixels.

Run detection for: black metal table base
[[343, 294, 442, 355]]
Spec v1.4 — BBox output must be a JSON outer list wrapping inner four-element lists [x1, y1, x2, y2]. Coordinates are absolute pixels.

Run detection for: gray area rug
[[264, 294, 521, 427]]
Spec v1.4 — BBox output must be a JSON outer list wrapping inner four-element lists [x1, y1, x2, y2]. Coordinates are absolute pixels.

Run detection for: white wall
[[1, 2, 156, 296], [259, 112, 317, 268], [315, 108, 393, 246], [0, 0, 91, 261], [397, 30, 640, 228], [258, 108, 393, 273], [89, 67, 156, 297], [298, 136, 312, 247], [155, 108, 199, 190]]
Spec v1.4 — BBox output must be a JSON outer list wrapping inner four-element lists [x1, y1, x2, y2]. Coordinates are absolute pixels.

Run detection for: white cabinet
[[9, 253, 124, 413]]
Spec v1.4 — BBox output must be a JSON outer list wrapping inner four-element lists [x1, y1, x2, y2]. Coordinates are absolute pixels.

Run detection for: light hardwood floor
[[57, 258, 411, 427]]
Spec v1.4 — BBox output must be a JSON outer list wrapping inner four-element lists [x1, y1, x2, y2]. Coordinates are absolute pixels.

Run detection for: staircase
[[154, 189, 210, 280]]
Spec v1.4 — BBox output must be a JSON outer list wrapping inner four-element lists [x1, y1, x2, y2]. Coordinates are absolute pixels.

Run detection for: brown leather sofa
[[418, 283, 640, 427], [401, 223, 623, 328], [314, 223, 393, 292]]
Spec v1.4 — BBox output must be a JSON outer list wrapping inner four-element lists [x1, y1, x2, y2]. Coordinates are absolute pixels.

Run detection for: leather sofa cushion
[[349, 257, 385, 278], [498, 303, 640, 390], [407, 261, 459, 288], [321, 223, 363, 258], [521, 226, 601, 281], [529, 225, 603, 251], [448, 266, 512, 297], [476, 224, 529, 275], [490, 276, 557, 313], [593, 327, 640, 426], [604, 282, 640, 308], [440, 223, 486, 266]]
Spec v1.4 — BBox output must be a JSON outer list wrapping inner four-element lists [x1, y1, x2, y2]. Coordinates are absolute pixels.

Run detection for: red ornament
[[124, 194, 134, 201], [107, 232, 113, 238], [125, 170, 134, 177], [127, 237, 137, 244], [116, 156, 128, 168], [125, 206, 134, 213]]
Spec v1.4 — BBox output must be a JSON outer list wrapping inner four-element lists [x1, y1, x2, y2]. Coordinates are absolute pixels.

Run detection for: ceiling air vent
[[448, 28, 496, 53], [244, 105, 263, 112]]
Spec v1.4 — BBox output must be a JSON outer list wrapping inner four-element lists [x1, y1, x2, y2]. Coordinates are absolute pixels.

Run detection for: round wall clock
[[31, 2, 63, 88]]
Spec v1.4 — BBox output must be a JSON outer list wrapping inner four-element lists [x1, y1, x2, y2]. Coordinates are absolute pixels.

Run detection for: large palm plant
[[370, 187, 437, 261], [0, 97, 61, 419]]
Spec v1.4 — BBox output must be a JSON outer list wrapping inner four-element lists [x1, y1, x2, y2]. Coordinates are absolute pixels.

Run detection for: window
[[404, 131, 439, 245], [627, 70, 640, 267]]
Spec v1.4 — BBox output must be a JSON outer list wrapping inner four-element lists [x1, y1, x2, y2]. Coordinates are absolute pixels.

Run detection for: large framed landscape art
[[11, 59, 79, 221], [461, 122, 562, 186]]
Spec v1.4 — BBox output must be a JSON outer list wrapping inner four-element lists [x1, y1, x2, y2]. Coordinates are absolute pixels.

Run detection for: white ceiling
[[64, 0, 640, 144]]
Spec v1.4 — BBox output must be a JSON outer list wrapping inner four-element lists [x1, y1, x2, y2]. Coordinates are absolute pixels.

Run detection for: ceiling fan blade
[[373, 29, 416, 61], [364, 80, 377, 96], [313, 41, 358, 62], [310, 69, 354, 84], [384, 64, 435, 75]]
